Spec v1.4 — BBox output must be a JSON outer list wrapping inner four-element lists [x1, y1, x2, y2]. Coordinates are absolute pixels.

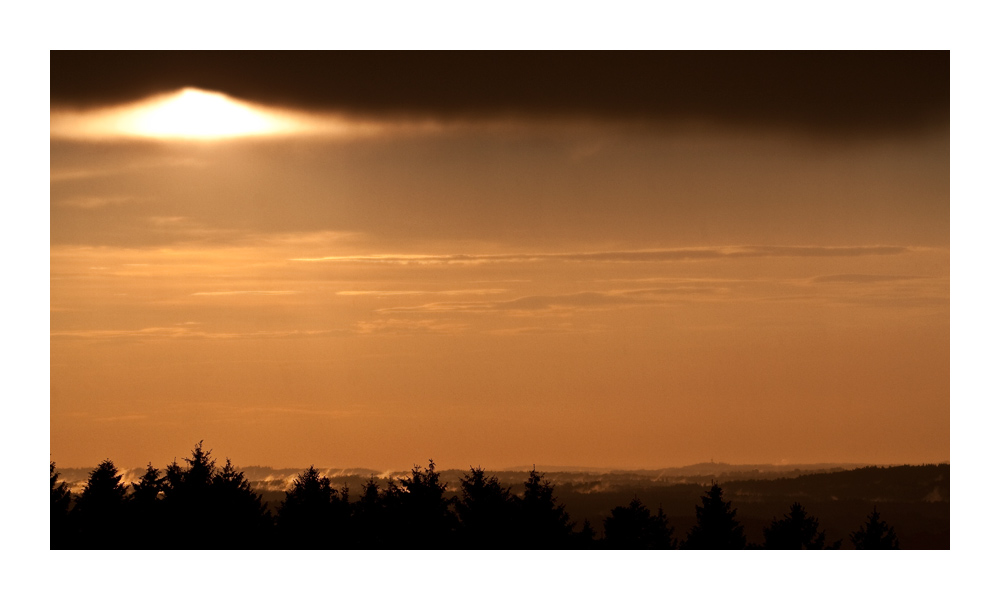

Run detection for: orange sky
[[50, 55, 949, 470]]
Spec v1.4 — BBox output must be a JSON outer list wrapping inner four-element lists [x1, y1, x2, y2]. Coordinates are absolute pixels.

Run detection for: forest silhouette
[[51, 443, 910, 550]]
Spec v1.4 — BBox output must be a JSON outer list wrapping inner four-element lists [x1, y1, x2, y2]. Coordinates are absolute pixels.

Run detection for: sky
[[49, 51, 949, 470]]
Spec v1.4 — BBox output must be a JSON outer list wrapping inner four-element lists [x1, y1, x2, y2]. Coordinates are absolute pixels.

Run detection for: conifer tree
[[162, 441, 216, 504], [131, 463, 163, 504], [394, 460, 457, 548], [850, 506, 900, 549], [575, 519, 597, 549], [604, 497, 677, 549], [129, 463, 164, 548], [456, 467, 517, 548], [351, 476, 379, 545], [278, 465, 348, 548], [763, 502, 840, 549], [160, 441, 218, 548], [73, 459, 129, 548], [683, 482, 746, 549], [50, 461, 72, 549], [518, 468, 574, 548], [211, 458, 272, 548]]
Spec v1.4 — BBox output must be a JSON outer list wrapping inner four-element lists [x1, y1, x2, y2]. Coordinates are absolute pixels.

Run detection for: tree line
[[50, 442, 901, 550]]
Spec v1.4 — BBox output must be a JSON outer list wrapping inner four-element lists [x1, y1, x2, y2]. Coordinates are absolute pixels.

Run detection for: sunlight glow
[[128, 88, 286, 138], [51, 88, 307, 140]]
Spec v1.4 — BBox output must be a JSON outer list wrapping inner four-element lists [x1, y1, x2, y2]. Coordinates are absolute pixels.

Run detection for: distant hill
[[54, 460, 937, 495], [506, 462, 869, 478]]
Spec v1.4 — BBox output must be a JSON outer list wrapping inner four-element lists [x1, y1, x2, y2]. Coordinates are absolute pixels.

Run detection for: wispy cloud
[[191, 290, 301, 296], [93, 414, 148, 423], [619, 286, 731, 297], [377, 291, 668, 315], [292, 245, 911, 265], [354, 319, 469, 335], [57, 195, 135, 209], [337, 288, 506, 297], [235, 406, 360, 419], [51, 326, 343, 341], [49, 157, 206, 182], [487, 324, 603, 336], [811, 274, 933, 284]]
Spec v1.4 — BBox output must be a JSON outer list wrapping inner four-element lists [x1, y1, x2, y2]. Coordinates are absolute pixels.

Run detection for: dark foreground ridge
[[50, 442, 945, 550]]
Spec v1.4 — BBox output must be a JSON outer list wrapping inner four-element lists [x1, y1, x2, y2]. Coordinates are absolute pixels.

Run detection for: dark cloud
[[50, 51, 948, 136]]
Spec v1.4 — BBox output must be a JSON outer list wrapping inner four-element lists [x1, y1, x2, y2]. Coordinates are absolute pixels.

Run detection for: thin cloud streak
[[49, 156, 207, 181], [337, 289, 507, 297], [57, 195, 136, 209], [51, 326, 344, 341], [191, 290, 301, 296], [375, 278, 946, 315], [377, 291, 668, 315], [92, 414, 149, 423], [354, 319, 469, 335], [235, 406, 360, 419], [291, 246, 911, 265], [811, 274, 934, 284]]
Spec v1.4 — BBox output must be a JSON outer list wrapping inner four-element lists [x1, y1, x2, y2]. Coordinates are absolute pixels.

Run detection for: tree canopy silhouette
[[48, 444, 929, 549], [159, 441, 272, 548], [603, 497, 677, 549], [351, 475, 389, 548], [50, 461, 72, 549], [128, 463, 164, 548], [131, 463, 163, 505], [386, 460, 457, 548], [850, 506, 900, 549], [518, 467, 575, 548], [762, 502, 840, 549], [72, 459, 129, 548], [211, 458, 273, 547], [277, 465, 349, 548], [456, 466, 518, 548], [683, 482, 746, 549]]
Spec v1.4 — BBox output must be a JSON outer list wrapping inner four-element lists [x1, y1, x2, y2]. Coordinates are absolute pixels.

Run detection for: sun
[[123, 88, 295, 139], [51, 87, 304, 140]]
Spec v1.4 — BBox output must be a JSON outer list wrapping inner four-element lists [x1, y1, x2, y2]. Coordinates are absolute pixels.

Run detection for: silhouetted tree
[[351, 475, 388, 548], [456, 467, 518, 548], [50, 461, 72, 549], [391, 460, 457, 548], [163, 441, 216, 502], [850, 506, 900, 549], [762, 502, 840, 549], [210, 458, 273, 548], [72, 459, 129, 548], [160, 441, 218, 547], [603, 497, 677, 549], [683, 482, 746, 549], [131, 463, 163, 504], [128, 463, 164, 548], [278, 465, 349, 548], [575, 519, 597, 549], [518, 468, 574, 548]]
